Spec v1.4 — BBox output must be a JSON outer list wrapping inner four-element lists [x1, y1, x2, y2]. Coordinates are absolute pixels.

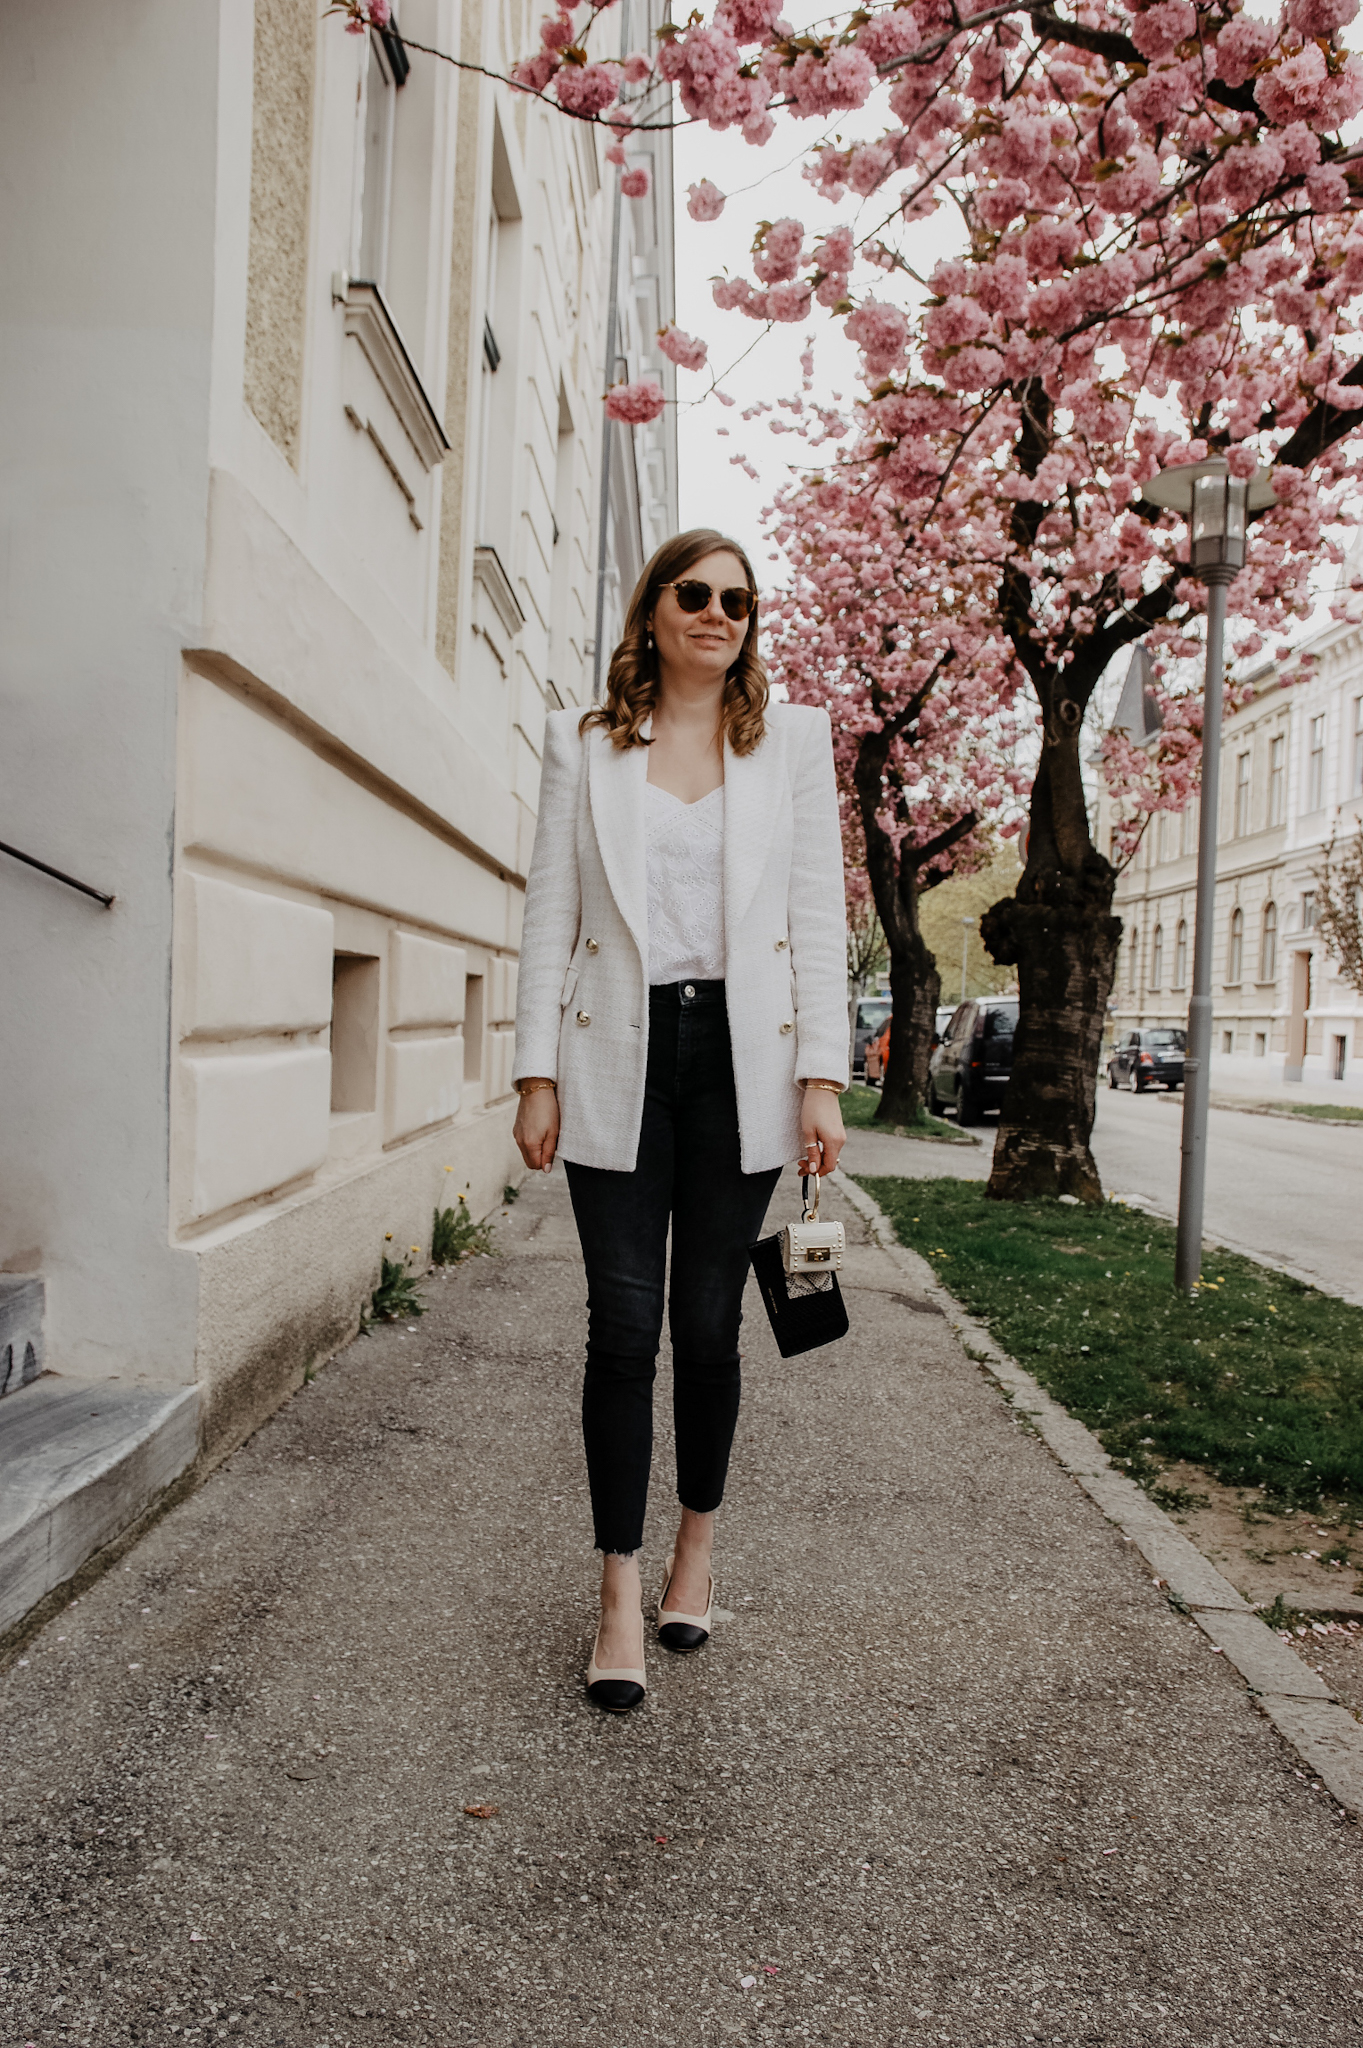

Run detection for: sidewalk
[[2, 1167, 1361, 2047]]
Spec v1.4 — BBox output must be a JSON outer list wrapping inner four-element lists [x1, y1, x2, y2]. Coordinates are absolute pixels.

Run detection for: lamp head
[[1141, 458, 1276, 582]]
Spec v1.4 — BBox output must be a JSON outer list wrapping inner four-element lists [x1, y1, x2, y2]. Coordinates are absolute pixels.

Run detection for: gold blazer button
[[585, 938, 599, 953], [775, 937, 788, 950], [779, 1020, 794, 1034], [576, 1011, 591, 1026]]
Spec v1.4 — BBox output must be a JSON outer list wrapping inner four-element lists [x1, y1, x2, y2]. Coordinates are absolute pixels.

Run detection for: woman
[[512, 529, 848, 1712]]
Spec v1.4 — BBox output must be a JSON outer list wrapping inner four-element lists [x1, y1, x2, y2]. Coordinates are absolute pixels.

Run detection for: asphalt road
[[845, 1090, 1363, 1305], [2, 1169, 1360, 2047]]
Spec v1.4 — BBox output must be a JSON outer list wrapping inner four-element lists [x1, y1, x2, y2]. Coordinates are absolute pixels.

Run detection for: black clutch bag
[[748, 1175, 850, 1359]]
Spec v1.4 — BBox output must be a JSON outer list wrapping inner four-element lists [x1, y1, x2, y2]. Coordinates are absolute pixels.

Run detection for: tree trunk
[[853, 716, 974, 1127], [980, 747, 1120, 1201], [877, 931, 941, 1125]]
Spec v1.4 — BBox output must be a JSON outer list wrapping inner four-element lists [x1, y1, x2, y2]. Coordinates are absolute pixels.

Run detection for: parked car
[[1107, 1027, 1186, 1092], [928, 996, 1019, 1124], [865, 1003, 955, 1086], [851, 995, 892, 1078]]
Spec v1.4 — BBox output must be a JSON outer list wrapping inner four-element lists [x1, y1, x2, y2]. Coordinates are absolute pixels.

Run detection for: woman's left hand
[[797, 1085, 845, 1178]]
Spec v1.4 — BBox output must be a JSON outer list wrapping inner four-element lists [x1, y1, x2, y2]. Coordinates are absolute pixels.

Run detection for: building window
[[1233, 751, 1251, 837], [1301, 890, 1317, 930], [1181, 796, 1199, 857], [1307, 713, 1326, 811], [1268, 733, 1286, 826], [463, 972, 484, 1084], [1150, 923, 1164, 990], [1354, 696, 1363, 798], [1333, 1033, 1348, 1081], [1254, 1031, 1267, 1057], [331, 954, 380, 1113], [1174, 918, 1188, 989], [1221, 1029, 1234, 1055], [1227, 906, 1244, 985], [357, 32, 402, 290], [1260, 901, 1277, 982]]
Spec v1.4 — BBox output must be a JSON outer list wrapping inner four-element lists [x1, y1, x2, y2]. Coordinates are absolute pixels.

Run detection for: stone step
[[0, 1273, 45, 1398], [0, 1376, 199, 1637]]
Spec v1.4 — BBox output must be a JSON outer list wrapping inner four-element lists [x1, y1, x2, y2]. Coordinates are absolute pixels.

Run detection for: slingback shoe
[[656, 1551, 714, 1653], [586, 1616, 646, 1713]]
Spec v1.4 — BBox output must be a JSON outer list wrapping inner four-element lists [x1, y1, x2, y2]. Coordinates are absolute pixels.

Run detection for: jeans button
[[683, 983, 695, 998]]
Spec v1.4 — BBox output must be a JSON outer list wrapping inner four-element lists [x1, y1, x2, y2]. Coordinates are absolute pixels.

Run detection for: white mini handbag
[[748, 1174, 850, 1359], [781, 1172, 845, 1278]]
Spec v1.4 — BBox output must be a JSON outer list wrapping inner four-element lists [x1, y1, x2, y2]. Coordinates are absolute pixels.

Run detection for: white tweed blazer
[[512, 700, 850, 1173]]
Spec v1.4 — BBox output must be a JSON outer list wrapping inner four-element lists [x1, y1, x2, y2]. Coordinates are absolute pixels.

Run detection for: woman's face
[[648, 549, 751, 683]]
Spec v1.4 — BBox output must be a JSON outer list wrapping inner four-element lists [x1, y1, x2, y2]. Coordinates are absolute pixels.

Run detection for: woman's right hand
[[513, 1084, 560, 1172]]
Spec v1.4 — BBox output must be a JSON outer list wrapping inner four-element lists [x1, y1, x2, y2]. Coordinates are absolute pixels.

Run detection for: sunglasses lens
[[674, 580, 710, 612], [721, 588, 754, 621]]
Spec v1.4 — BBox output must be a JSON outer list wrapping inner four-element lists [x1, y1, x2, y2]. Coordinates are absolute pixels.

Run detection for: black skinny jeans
[[564, 980, 782, 1555]]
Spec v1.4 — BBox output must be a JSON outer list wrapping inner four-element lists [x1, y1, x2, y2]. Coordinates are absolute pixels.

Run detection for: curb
[[831, 1169, 1363, 1818]]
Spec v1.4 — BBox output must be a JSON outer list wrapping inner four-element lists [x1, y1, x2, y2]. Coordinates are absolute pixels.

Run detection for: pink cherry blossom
[[512, 50, 560, 93], [1285, 0, 1360, 33], [752, 217, 805, 284], [553, 61, 619, 116], [621, 51, 653, 83], [620, 166, 651, 198], [853, 8, 921, 65], [540, 12, 575, 49], [658, 324, 709, 372], [1129, 1, 1196, 61], [845, 300, 909, 377], [604, 377, 666, 424], [687, 179, 727, 223]]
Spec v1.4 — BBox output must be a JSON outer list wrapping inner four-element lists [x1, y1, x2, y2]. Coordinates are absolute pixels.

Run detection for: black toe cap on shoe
[[587, 1678, 646, 1712], [657, 1621, 709, 1653]]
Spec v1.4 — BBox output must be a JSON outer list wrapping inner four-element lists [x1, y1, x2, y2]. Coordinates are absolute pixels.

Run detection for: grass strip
[[841, 1083, 974, 1143], [855, 1174, 1363, 1513], [1276, 1102, 1363, 1123]]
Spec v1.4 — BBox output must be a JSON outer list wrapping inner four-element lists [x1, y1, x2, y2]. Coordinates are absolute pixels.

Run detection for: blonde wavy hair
[[580, 529, 768, 754]]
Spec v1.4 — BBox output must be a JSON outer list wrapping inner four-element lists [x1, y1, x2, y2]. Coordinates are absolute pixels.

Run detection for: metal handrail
[[0, 840, 114, 907]]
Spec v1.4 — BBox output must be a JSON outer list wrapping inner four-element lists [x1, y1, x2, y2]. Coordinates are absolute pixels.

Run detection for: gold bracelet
[[803, 1080, 844, 1094], [515, 1079, 557, 1096]]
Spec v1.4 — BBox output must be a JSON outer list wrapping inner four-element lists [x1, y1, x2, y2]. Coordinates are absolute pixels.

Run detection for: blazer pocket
[[560, 965, 580, 1010]]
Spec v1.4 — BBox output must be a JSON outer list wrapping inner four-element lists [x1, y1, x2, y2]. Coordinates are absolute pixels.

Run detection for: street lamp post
[[1141, 459, 1276, 1294]]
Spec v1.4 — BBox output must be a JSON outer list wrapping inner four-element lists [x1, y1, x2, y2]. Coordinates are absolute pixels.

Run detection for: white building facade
[[1101, 623, 1363, 1095], [0, 0, 677, 1624]]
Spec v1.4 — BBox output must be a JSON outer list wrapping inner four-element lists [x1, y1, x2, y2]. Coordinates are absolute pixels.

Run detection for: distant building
[[0, 0, 677, 1627], [1097, 621, 1363, 1091]]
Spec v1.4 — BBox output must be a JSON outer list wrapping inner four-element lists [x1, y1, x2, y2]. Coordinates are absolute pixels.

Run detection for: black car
[[1107, 1028, 1186, 1092], [851, 995, 892, 1079], [928, 996, 1019, 1124]]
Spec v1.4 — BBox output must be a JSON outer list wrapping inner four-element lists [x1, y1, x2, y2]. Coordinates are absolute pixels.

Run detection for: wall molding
[[336, 276, 448, 473]]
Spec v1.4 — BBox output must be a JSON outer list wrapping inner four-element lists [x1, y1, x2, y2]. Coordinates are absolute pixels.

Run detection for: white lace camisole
[[645, 781, 726, 984]]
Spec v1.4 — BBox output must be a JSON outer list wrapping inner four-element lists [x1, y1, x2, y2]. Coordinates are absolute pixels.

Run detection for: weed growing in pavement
[[856, 1175, 1363, 1514], [840, 1084, 973, 1143], [367, 1257, 426, 1324], [431, 1194, 497, 1266], [502, 1183, 520, 1204], [1260, 1593, 1304, 1632]]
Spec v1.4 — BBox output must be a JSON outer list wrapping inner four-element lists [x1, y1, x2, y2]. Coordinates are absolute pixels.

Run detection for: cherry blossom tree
[[1315, 822, 1363, 991], [335, 0, 1363, 1195], [765, 425, 1030, 1122]]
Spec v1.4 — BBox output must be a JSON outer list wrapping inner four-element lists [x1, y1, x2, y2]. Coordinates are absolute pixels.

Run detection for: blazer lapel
[[723, 724, 784, 938], [587, 722, 649, 959]]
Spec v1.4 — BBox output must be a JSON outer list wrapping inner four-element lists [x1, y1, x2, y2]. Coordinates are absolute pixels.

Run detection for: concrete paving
[[846, 1086, 1363, 1303], [2, 1167, 1361, 2048]]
